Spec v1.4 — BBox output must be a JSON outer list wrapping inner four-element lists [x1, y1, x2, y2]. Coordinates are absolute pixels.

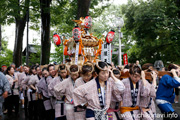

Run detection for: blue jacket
[[156, 75, 180, 103]]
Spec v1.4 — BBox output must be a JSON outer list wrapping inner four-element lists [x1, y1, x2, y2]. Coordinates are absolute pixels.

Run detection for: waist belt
[[120, 106, 139, 114], [43, 96, 50, 101], [107, 108, 119, 113], [74, 105, 87, 112]]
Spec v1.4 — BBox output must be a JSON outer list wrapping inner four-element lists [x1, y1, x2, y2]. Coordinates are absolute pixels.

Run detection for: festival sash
[[129, 78, 139, 107], [120, 106, 140, 114], [95, 77, 107, 109]]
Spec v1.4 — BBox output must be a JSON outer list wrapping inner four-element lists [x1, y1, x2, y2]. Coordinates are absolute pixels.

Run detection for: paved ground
[[1, 97, 180, 120]]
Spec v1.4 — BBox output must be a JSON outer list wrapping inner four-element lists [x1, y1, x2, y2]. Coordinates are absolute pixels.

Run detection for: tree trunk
[[13, 0, 29, 67], [0, 24, 1, 51], [177, 0, 180, 18], [77, 0, 91, 19], [40, 0, 51, 65], [13, 18, 27, 67]]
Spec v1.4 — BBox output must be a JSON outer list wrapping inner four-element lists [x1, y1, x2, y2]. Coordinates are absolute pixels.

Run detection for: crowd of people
[[0, 60, 179, 120]]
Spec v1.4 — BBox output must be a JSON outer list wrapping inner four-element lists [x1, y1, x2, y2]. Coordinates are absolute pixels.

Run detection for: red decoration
[[72, 26, 81, 43], [79, 45, 82, 55], [106, 30, 115, 44], [84, 16, 92, 29], [53, 33, 61, 46], [64, 46, 68, 55], [123, 53, 128, 65]]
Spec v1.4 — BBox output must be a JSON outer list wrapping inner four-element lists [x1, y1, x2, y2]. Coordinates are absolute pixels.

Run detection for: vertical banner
[[123, 53, 128, 65], [63, 44, 65, 64], [75, 42, 79, 65], [107, 43, 111, 64]]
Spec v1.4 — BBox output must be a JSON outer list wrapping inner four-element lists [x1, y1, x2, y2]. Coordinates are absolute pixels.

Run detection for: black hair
[[6, 66, 14, 75], [142, 63, 154, 70], [59, 64, 66, 71], [47, 64, 55, 72], [82, 65, 93, 75], [70, 65, 78, 72], [113, 69, 120, 75], [42, 67, 47, 72], [124, 65, 129, 69], [29, 65, 36, 75], [65, 58, 71, 62], [129, 65, 141, 75], [95, 61, 108, 74], [35, 65, 40, 71], [168, 64, 179, 71]]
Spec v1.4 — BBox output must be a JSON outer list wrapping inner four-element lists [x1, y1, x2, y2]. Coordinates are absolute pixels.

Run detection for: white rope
[[94, 107, 108, 120]]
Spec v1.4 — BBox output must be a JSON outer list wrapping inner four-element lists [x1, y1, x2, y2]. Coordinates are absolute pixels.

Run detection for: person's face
[[36, 67, 42, 75], [49, 66, 56, 77], [114, 74, 120, 79], [130, 73, 141, 83], [24, 66, 29, 74], [98, 66, 109, 81], [176, 68, 180, 77], [9, 67, 14, 75], [136, 61, 139, 65], [42, 70, 49, 78], [59, 70, 67, 78], [32, 68, 36, 75], [1, 67, 7, 72], [82, 73, 92, 82], [71, 73, 79, 81]]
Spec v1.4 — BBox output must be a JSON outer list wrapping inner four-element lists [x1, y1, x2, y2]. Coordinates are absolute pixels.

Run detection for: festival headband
[[59, 64, 67, 71], [112, 68, 121, 76], [1, 65, 7, 68], [95, 60, 108, 71], [68, 64, 79, 74], [82, 62, 94, 74]]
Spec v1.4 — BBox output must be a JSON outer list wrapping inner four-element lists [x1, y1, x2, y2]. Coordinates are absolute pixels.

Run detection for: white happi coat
[[74, 77, 91, 120], [73, 77, 125, 120], [120, 78, 152, 120], [27, 75, 41, 101], [6, 74, 19, 96], [18, 72, 27, 88], [48, 76, 66, 118], [139, 80, 156, 120], [54, 76, 76, 120], [37, 76, 53, 110]]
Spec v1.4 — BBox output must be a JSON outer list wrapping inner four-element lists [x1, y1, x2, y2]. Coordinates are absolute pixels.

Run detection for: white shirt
[[100, 86, 105, 105]]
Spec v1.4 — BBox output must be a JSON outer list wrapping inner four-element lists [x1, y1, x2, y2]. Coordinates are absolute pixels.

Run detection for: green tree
[[0, 38, 13, 66], [11, 0, 30, 67], [40, 0, 52, 65], [50, 45, 64, 64], [0, 25, 1, 51], [121, 0, 180, 65]]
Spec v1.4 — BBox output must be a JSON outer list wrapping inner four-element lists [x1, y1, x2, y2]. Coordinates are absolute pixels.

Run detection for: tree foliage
[[0, 38, 13, 66], [121, 0, 180, 65]]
